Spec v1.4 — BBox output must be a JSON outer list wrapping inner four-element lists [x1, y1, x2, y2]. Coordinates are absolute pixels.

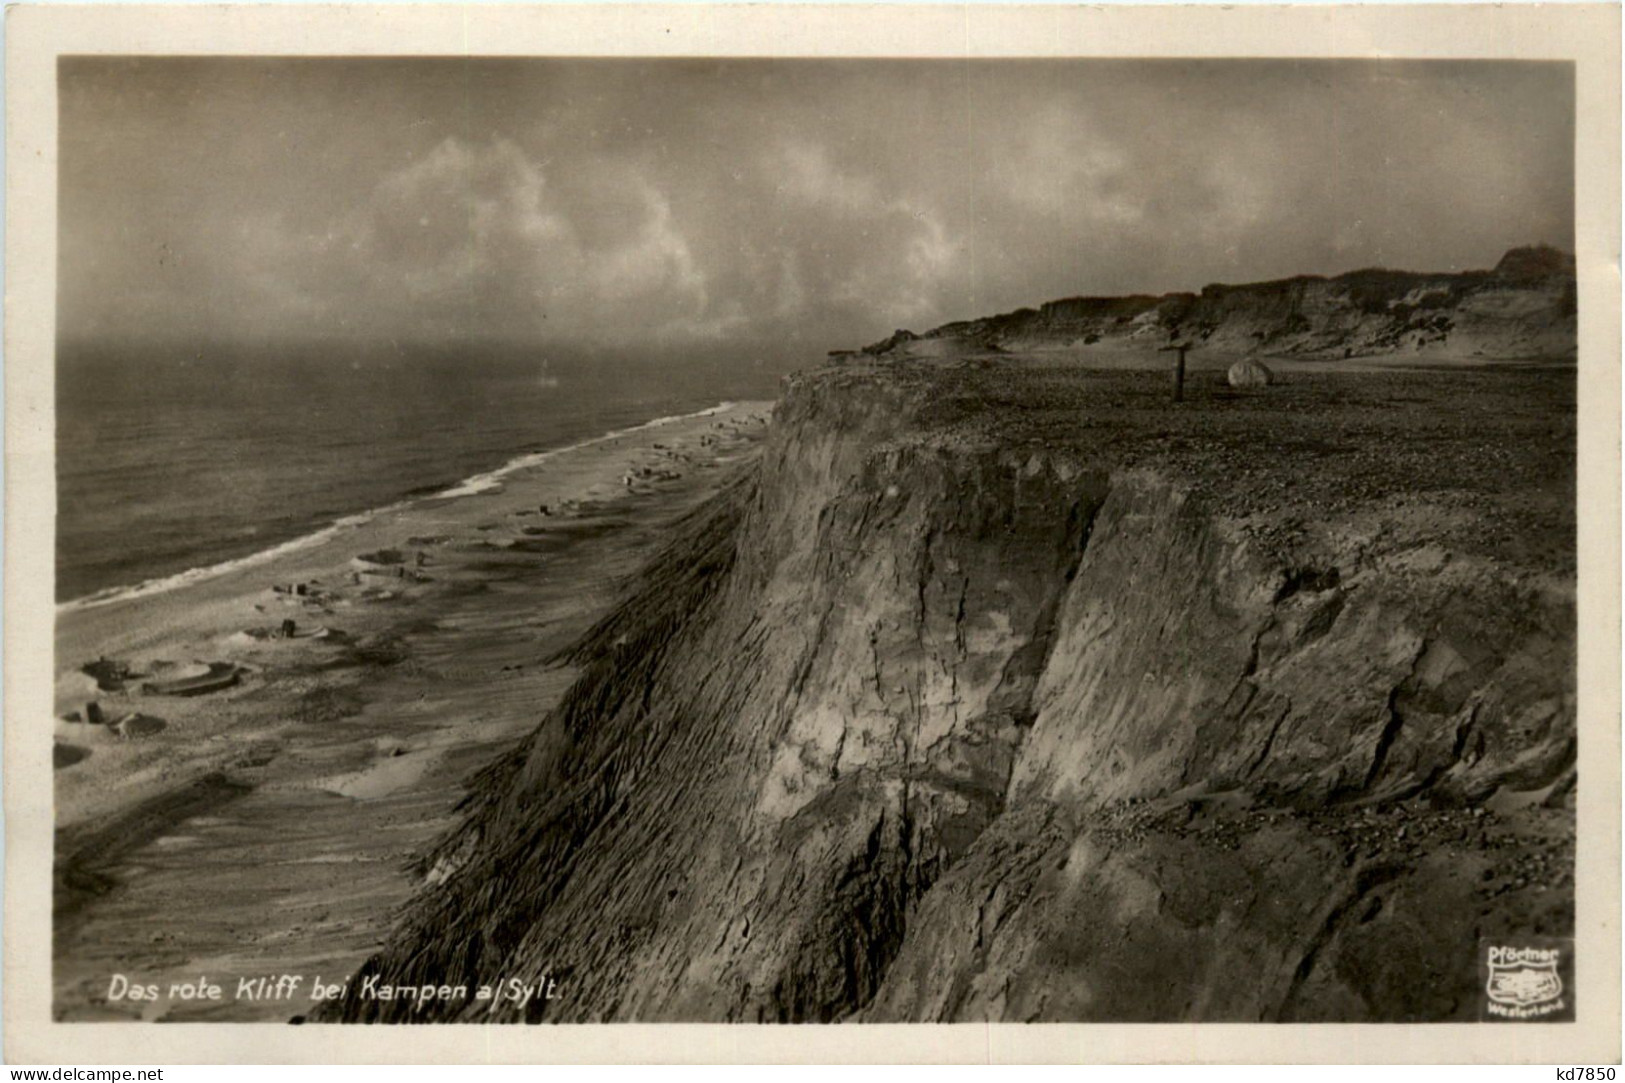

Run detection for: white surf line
[[58, 402, 746, 615], [432, 401, 740, 498]]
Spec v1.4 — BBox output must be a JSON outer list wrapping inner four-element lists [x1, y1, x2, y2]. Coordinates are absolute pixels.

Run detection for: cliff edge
[[319, 351, 1575, 1023]]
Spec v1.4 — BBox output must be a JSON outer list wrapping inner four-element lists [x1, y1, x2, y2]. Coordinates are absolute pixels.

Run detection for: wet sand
[[51, 401, 772, 1021]]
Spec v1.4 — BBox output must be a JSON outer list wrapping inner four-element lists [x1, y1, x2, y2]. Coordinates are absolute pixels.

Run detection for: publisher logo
[[1479, 938, 1574, 1021]]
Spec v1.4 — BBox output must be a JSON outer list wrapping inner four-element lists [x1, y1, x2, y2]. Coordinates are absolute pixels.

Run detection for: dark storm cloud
[[58, 58, 1574, 355]]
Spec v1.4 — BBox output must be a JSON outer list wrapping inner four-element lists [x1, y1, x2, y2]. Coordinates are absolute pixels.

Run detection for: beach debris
[[406, 534, 450, 547], [272, 581, 337, 606], [539, 504, 553, 516], [141, 662, 241, 698], [622, 464, 681, 490], [352, 548, 416, 578], [238, 622, 345, 644], [272, 581, 321, 598], [84, 701, 105, 726], [80, 656, 137, 692], [61, 710, 83, 724], [381, 564, 436, 582]]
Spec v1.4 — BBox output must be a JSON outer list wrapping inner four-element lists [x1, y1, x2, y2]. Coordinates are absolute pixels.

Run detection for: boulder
[[1227, 357, 1275, 388]]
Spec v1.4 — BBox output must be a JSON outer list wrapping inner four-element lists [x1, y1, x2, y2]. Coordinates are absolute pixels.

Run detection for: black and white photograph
[[6, 2, 1620, 1065]]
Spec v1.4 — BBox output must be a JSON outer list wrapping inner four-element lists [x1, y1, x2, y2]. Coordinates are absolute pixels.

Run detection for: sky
[[58, 58, 1574, 358]]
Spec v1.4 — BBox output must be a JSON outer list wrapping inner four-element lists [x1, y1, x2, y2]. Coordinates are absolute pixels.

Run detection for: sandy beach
[[51, 400, 772, 1021]]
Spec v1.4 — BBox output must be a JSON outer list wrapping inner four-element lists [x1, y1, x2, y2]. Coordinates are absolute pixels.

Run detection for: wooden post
[[1158, 342, 1191, 403]]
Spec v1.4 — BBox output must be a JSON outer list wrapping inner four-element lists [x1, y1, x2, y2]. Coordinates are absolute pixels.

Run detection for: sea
[[57, 340, 792, 606]]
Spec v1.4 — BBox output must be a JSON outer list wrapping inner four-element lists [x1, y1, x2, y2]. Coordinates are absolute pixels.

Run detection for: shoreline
[[59, 400, 746, 615], [52, 399, 774, 1021]]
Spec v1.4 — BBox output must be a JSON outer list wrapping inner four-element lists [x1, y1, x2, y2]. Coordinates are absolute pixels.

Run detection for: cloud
[[360, 137, 557, 303], [992, 99, 1141, 225], [57, 59, 1575, 355], [201, 136, 730, 345], [762, 138, 966, 328], [345, 138, 722, 342]]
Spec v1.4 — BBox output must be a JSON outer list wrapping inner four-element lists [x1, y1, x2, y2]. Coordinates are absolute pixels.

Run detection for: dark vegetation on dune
[[319, 346, 1574, 1022]]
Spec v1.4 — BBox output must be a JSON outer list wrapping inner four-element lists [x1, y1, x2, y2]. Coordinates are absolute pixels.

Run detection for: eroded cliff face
[[320, 360, 1574, 1024], [866, 473, 1573, 1022]]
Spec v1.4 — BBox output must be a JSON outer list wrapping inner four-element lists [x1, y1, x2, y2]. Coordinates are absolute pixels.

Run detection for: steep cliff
[[848, 246, 1576, 362], [320, 355, 1574, 1023]]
